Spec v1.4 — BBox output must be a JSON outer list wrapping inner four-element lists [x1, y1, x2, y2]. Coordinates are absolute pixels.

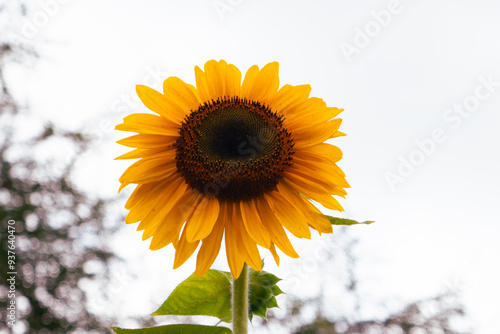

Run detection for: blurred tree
[[286, 292, 466, 334], [0, 3, 116, 333], [258, 230, 469, 334]]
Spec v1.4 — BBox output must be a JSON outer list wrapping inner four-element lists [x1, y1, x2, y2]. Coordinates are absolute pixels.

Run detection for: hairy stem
[[232, 263, 249, 334]]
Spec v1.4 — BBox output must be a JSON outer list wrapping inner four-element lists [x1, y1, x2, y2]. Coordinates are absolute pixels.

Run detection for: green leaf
[[110, 324, 232, 334], [256, 272, 281, 287], [152, 270, 231, 321], [271, 285, 285, 296], [250, 284, 272, 301], [267, 296, 279, 308], [248, 267, 283, 321], [150, 266, 284, 324], [327, 216, 375, 226]]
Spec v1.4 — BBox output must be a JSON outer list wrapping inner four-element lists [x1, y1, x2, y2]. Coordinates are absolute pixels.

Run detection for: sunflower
[[116, 60, 348, 278]]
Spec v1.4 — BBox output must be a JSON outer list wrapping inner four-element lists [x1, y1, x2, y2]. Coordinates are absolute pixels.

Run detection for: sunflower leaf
[[150, 267, 283, 323], [152, 270, 231, 321], [248, 267, 283, 321], [110, 324, 232, 334], [271, 285, 285, 296], [327, 216, 375, 226]]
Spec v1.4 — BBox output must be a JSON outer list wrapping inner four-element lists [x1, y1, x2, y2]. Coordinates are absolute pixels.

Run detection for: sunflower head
[[116, 60, 349, 278]]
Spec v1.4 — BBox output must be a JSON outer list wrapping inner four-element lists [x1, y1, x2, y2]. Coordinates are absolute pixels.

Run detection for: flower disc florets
[[175, 97, 294, 201]]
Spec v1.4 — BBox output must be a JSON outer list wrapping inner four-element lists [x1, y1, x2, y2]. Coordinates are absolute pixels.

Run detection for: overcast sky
[[5, 0, 500, 332]]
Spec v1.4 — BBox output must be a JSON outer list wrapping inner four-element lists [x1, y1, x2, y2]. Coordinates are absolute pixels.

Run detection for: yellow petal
[[241, 65, 260, 97], [240, 200, 271, 248], [118, 151, 176, 188], [148, 190, 200, 250], [225, 205, 245, 279], [291, 155, 349, 189], [281, 96, 325, 120], [115, 113, 179, 136], [271, 84, 311, 114], [298, 200, 333, 234], [137, 177, 188, 232], [115, 148, 150, 160], [117, 134, 177, 148], [265, 192, 311, 239], [295, 144, 343, 164], [292, 118, 342, 148], [233, 205, 262, 272], [283, 167, 332, 194], [255, 197, 299, 258], [185, 196, 220, 242], [269, 243, 280, 266], [225, 63, 242, 97], [245, 62, 279, 103], [194, 65, 211, 103], [332, 130, 347, 138], [173, 227, 200, 269], [195, 204, 226, 276], [115, 147, 168, 160], [287, 107, 343, 130], [136, 85, 186, 124], [125, 180, 164, 209], [204, 60, 226, 99], [163, 77, 200, 114], [283, 171, 345, 212], [124, 179, 172, 224], [277, 181, 333, 234]]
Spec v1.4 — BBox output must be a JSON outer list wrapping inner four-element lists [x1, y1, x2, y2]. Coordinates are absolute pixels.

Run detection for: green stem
[[232, 263, 249, 334]]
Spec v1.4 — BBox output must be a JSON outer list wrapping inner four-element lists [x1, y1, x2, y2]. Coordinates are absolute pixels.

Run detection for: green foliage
[[0, 6, 115, 332], [248, 268, 283, 321], [285, 292, 466, 334], [111, 324, 232, 334], [327, 216, 374, 226], [0, 101, 115, 333], [150, 266, 283, 326], [152, 270, 232, 321]]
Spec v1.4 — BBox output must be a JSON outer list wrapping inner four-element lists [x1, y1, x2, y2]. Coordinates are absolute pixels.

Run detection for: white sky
[[5, 0, 500, 333]]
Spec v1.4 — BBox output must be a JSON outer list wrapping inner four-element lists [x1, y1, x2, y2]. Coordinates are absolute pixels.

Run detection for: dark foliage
[[289, 292, 466, 334], [0, 8, 115, 332]]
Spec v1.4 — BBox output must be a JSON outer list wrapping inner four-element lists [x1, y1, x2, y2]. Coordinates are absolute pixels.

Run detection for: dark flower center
[[175, 97, 294, 201]]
